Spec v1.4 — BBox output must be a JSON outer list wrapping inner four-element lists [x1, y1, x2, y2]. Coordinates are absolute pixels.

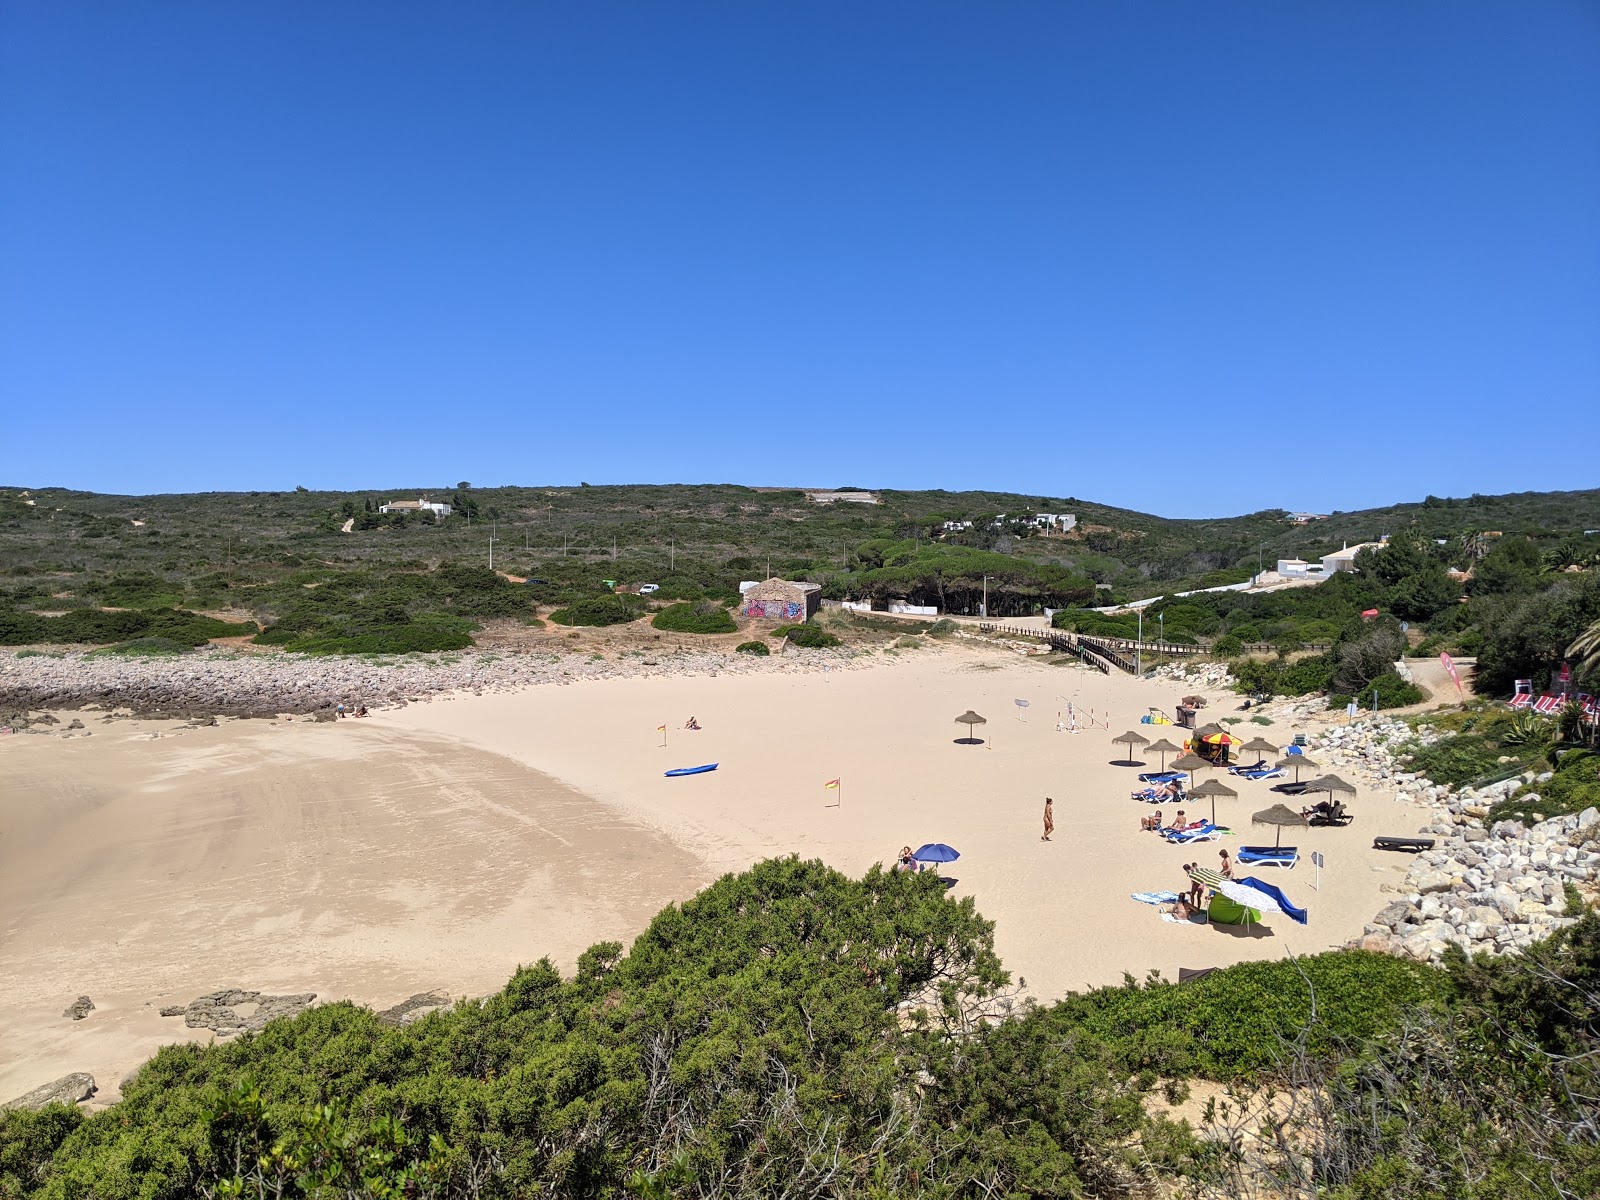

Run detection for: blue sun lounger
[[1227, 759, 1269, 775], [1137, 770, 1186, 784], [1232, 766, 1285, 782], [1163, 822, 1227, 844], [1237, 846, 1298, 868]]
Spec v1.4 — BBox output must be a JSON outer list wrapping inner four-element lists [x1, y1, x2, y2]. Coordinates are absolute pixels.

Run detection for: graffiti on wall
[[743, 600, 804, 620]]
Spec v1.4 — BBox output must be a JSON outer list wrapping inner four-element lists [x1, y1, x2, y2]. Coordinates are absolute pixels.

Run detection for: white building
[[1275, 558, 1325, 578], [378, 497, 452, 517], [1031, 513, 1077, 532], [1319, 539, 1387, 574]]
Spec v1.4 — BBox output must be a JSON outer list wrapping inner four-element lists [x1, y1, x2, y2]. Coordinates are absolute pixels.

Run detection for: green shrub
[[896, 635, 923, 649], [1406, 733, 1514, 788], [651, 602, 737, 634], [548, 596, 641, 627], [87, 636, 193, 657], [735, 640, 770, 655], [926, 618, 959, 637], [1212, 634, 1244, 657], [255, 611, 475, 654], [772, 622, 840, 648]]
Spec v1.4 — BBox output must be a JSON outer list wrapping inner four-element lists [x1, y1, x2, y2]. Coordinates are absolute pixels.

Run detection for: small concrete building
[[740, 578, 821, 623]]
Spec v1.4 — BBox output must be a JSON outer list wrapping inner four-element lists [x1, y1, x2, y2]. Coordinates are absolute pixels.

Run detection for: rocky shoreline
[[1294, 715, 1598, 962], [0, 643, 860, 720]]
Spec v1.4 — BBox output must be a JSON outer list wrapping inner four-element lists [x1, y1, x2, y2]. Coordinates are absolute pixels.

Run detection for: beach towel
[[1131, 890, 1180, 906]]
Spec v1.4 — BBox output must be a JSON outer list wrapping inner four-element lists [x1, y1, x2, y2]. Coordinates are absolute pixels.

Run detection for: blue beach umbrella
[[912, 843, 961, 864]]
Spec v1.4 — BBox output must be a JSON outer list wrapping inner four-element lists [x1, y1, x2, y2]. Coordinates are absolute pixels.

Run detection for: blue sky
[[3, 2, 1596, 517]]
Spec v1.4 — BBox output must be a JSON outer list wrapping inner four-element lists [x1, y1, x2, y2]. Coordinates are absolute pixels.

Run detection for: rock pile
[[158, 989, 317, 1036], [62, 995, 94, 1021], [1358, 807, 1599, 961], [1, 644, 859, 718], [1150, 661, 1232, 688], [1295, 717, 1600, 962]]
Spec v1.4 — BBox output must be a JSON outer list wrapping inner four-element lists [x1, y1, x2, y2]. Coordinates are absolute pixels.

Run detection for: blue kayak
[[665, 763, 718, 777]]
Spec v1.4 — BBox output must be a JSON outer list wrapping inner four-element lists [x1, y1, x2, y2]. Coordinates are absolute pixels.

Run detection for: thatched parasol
[[1171, 752, 1211, 789], [1240, 736, 1280, 758], [1113, 730, 1150, 763], [1275, 755, 1320, 783], [1252, 803, 1309, 847], [954, 710, 987, 745], [1145, 737, 1181, 770], [1190, 777, 1238, 824], [1307, 773, 1357, 796], [1194, 723, 1225, 739]]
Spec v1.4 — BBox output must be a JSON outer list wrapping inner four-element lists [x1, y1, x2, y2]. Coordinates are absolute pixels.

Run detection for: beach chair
[[1233, 766, 1284, 782], [1227, 759, 1268, 776], [1270, 780, 1313, 795], [1237, 846, 1299, 868], [1509, 693, 1532, 710], [1163, 822, 1226, 845], [1137, 770, 1185, 784], [1374, 836, 1435, 853], [1309, 801, 1353, 827], [1534, 694, 1561, 714]]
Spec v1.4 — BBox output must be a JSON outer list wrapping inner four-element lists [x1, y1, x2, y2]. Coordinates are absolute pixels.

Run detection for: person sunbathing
[[1141, 809, 1163, 831], [1159, 898, 1193, 920], [895, 846, 920, 873], [684, 716, 701, 730]]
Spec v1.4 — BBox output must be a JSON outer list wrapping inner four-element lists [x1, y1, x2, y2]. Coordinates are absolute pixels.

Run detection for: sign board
[[1311, 851, 1325, 867], [1346, 702, 1359, 719], [1310, 849, 1325, 891]]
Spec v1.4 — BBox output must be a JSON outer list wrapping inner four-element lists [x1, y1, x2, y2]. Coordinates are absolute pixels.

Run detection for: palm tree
[[1569, 618, 1600, 677]]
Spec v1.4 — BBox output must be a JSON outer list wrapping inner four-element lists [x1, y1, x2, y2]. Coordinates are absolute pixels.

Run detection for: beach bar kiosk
[[740, 578, 822, 623]]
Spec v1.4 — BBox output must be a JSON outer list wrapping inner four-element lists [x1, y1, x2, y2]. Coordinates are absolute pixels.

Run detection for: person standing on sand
[[1041, 797, 1054, 841]]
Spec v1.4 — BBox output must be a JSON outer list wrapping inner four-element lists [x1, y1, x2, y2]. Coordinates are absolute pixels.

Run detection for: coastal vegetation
[[3, 857, 1596, 1199], [2, 485, 1596, 655], [650, 602, 738, 634]]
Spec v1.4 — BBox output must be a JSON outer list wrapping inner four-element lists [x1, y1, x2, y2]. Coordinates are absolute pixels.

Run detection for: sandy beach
[[1, 642, 1419, 1107]]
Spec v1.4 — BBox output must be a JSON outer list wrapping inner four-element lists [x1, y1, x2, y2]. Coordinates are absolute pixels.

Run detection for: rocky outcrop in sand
[[62, 995, 94, 1021], [3, 1073, 95, 1111], [158, 989, 317, 1036]]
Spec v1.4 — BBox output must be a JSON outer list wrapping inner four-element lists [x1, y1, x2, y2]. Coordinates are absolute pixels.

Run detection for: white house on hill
[[378, 497, 452, 517]]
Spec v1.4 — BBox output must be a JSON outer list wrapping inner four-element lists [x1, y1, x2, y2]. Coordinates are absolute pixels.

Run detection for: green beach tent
[[1207, 894, 1262, 926]]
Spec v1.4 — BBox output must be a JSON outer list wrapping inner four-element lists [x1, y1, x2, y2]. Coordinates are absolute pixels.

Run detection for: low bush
[[926, 618, 959, 637], [87, 636, 193, 657], [1489, 749, 1600, 825], [547, 596, 641, 627], [1212, 634, 1244, 657], [651, 602, 737, 634], [1405, 732, 1519, 789], [0, 607, 256, 647], [896, 635, 922, 649], [772, 622, 841, 648], [255, 611, 475, 654], [1329, 671, 1426, 711], [735, 640, 770, 655]]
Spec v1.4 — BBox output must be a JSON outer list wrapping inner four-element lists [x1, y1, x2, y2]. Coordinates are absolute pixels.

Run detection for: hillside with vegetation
[[1, 483, 1596, 657], [2, 857, 1597, 1199]]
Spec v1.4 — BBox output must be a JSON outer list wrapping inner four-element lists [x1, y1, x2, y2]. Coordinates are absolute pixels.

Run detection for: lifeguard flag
[[657, 725, 667, 732], [824, 778, 840, 790]]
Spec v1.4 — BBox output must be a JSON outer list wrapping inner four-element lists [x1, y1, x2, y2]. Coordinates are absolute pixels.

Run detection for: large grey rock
[[1415, 870, 1454, 895], [162, 989, 317, 1036], [3, 1073, 95, 1111], [62, 995, 94, 1021], [1374, 900, 1412, 929], [375, 991, 450, 1027]]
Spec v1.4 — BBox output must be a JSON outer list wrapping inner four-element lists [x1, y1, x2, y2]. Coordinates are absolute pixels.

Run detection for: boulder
[[3, 1073, 95, 1111], [62, 995, 94, 1021], [1415, 870, 1454, 895]]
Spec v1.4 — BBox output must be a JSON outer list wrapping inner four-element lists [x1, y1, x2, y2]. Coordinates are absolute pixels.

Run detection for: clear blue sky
[[3, 2, 1596, 517]]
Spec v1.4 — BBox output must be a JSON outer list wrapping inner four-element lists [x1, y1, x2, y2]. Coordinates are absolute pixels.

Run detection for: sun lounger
[[1137, 770, 1185, 784], [1163, 822, 1227, 844], [1308, 801, 1353, 827], [1509, 693, 1532, 709], [1133, 788, 1186, 803], [1270, 780, 1313, 795], [1227, 759, 1268, 775], [1374, 836, 1435, 853], [1237, 846, 1298, 868]]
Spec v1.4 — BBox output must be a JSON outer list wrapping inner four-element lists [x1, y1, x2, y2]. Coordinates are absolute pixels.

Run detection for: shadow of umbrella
[[1190, 777, 1238, 825], [953, 710, 987, 745], [1145, 738, 1181, 771], [1251, 803, 1309, 848], [1112, 729, 1150, 766]]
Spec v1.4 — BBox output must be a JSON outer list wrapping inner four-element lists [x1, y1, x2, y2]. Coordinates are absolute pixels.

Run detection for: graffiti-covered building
[[739, 578, 822, 623]]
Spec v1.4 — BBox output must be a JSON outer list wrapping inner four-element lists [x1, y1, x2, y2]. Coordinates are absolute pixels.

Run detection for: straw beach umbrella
[[954, 710, 987, 745], [1252, 803, 1309, 848], [1113, 730, 1150, 763], [1171, 752, 1211, 790], [1240, 736, 1279, 760], [1275, 755, 1320, 783], [1145, 737, 1181, 770], [1190, 777, 1238, 824]]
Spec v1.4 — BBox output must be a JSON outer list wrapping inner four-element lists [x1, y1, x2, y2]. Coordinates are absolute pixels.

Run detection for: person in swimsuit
[[1041, 796, 1055, 842]]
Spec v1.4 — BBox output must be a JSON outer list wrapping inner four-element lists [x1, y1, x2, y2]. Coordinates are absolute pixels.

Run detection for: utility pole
[[670, 538, 675, 570], [488, 522, 498, 571], [982, 574, 989, 619]]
